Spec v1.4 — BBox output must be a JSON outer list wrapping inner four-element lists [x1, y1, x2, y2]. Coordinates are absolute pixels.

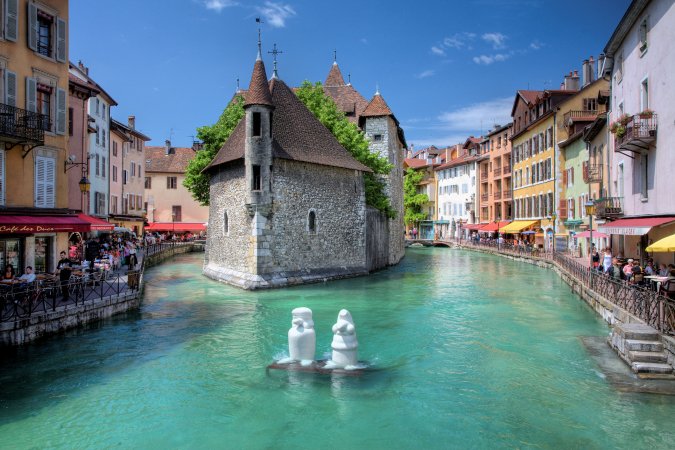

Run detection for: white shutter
[[27, 2, 38, 51], [56, 17, 66, 62], [25, 77, 37, 112], [35, 156, 45, 207], [0, 150, 5, 205], [55, 87, 66, 135], [45, 157, 55, 207], [4, 0, 18, 42], [4, 70, 17, 106]]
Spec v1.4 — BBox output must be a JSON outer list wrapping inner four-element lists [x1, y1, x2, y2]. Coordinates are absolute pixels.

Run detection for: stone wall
[[363, 116, 405, 265]]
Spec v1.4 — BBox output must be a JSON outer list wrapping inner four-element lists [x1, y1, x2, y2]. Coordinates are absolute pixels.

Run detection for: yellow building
[[510, 85, 576, 249], [0, 1, 80, 272]]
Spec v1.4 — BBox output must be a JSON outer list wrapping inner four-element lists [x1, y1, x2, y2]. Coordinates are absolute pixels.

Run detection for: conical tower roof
[[361, 91, 393, 117], [244, 59, 273, 107], [325, 62, 346, 87]]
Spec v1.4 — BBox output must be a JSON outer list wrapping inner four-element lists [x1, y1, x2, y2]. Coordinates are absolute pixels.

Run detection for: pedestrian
[[602, 247, 612, 273], [55, 251, 72, 300], [592, 247, 600, 270]]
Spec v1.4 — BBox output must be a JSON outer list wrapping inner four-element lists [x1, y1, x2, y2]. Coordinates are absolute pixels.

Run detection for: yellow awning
[[499, 220, 539, 234], [646, 234, 675, 252]]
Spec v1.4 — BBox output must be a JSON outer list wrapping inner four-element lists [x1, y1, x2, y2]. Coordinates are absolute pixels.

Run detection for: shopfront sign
[[0, 225, 61, 233], [599, 226, 651, 236]]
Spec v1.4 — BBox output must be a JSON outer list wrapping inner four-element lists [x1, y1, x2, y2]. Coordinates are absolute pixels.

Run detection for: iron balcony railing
[[493, 167, 502, 177], [615, 114, 658, 153], [502, 164, 511, 174], [481, 193, 489, 202], [595, 196, 623, 219], [583, 161, 602, 183], [494, 191, 502, 200], [0, 102, 48, 145], [563, 109, 598, 125]]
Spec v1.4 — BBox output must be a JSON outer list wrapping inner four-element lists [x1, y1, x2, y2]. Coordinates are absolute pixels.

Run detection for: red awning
[[479, 221, 511, 233], [574, 230, 609, 239], [598, 217, 675, 236], [77, 214, 114, 231], [463, 223, 485, 230], [145, 222, 206, 232], [0, 215, 91, 233]]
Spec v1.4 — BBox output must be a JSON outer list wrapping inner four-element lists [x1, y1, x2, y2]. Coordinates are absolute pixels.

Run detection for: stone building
[[323, 60, 406, 265], [203, 53, 377, 289]]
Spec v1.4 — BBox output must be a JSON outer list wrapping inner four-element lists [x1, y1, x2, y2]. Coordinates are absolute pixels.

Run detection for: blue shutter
[[25, 77, 37, 112], [27, 2, 37, 51], [4, 70, 17, 106], [56, 17, 67, 62], [4, 0, 18, 42], [55, 87, 66, 135], [35, 156, 45, 207]]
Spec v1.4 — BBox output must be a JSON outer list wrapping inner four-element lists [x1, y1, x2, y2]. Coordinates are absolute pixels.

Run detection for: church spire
[[325, 53, 346, 87], [245, 54, 273, 107], [256, 17, 263, 61]]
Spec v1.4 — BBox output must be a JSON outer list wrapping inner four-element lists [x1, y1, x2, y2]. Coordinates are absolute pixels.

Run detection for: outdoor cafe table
[[644, 275, 674, 292]]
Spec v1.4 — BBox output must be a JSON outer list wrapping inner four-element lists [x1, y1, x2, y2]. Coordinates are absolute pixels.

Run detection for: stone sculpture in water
[[283, 307, 316, 366], [327, 309, 359, 369]]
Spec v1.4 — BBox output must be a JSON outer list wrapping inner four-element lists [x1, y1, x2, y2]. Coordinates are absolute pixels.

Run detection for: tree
[[404, 167, 429, 226], [183, 96, 245, 206], [295, 81, 395, 217]]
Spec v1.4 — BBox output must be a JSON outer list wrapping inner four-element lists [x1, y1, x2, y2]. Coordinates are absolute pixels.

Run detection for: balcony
[[563, 109, 598, 126], [582, 161, 602, 183], [503, 190, 512, 200], [595, 197, 623, 219], [481, 193, 488, 202], [493, 191, 502, 200], [493, 167, 502, 177], [614, 114, 657, 154], [0, 103, 48, 152], [480, 170, 488, 180], [502, 164, 511, 174]]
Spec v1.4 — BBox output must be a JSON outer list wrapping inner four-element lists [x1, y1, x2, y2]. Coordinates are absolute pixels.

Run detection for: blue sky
[[70, 0, 630, 149]]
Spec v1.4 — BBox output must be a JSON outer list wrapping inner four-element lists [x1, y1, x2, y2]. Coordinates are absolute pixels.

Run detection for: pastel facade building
[[435, 144, 478, 239]]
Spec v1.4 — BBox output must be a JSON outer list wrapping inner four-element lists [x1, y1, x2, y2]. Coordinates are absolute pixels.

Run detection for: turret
[[244, 54, 274, 215]]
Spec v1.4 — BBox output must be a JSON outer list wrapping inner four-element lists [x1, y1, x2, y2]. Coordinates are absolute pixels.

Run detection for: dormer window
[[252, 112, 261, 137]]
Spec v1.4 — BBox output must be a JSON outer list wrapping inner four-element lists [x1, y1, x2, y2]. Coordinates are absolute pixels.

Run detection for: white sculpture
[[328, 309, 359, 369], [284, 307, 316, 366]]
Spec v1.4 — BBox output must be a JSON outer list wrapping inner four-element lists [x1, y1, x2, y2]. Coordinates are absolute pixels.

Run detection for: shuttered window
[[4, 0, 18, 42], [55, 87, 66, 135], [4, 70, 16, 106], [35, 155, 55, 208]]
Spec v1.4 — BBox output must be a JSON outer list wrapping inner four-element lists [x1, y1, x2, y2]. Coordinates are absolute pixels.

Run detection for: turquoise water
[[1, 248, 674, 449]]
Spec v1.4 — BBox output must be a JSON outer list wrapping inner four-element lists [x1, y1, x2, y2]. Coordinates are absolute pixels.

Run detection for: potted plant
[[609, 121, 626, 138], [618, 113, 632, 126], [639, 108, 654, 118]]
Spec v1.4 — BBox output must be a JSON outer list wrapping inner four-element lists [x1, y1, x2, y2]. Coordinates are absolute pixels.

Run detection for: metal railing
[[595, 196, 623, 219], [493, 167, 502, 177], [615, 114, 658, 150], [0, 102, 48, 144], [493, 191, 502, 200], [563, 109, 598, 124]]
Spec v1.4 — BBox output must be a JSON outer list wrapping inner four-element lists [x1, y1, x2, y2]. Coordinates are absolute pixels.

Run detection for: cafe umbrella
[[645, 234, 675, 252]]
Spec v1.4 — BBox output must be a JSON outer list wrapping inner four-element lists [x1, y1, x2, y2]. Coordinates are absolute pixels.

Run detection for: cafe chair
[[660, 280, 675, 299]]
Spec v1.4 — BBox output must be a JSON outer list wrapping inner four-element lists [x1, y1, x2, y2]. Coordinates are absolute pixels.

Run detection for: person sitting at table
[[3, 264, 15, 280], [658, 264, 669, 277], [623, 259, 634, 279], [610, 258, 623, 280], [644, 260, 656, 276], [55, 251, 73, 300], [17, 266, 36, 285], [668, 264, 675, 276]]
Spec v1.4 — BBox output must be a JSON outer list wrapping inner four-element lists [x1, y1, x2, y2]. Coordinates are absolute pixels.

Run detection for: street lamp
[[585, 201, 596, 270], [78, 176, 91, 193], [551, 213, 557, 255]]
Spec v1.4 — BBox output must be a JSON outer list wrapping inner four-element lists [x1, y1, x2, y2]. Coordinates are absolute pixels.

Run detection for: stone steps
[[632, 362, 675, 377], [625, 339, 664, 352], [628, 350, 668, 364]]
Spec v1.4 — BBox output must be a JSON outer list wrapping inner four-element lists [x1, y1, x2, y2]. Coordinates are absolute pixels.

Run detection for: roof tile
[[244, 60, 273, 107]]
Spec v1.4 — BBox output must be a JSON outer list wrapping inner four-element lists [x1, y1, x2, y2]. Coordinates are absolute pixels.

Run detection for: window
[[172, 205, 182, 222], [36, 11, 53, 57], [641, 78, 649, 111], [131, 161, 136, 177], [96, 125, 99, 144], [583, 98, 597, 112], [123, 169, 128, 184], [110, 195, 118, 214], [308, 210, 316, 233], [251, 165, 261, 191], [36, 83, 51, 130], [616, 53, 623, 84], [68, 107, 73, 136], [252, 112, 261, 137], [102, 156, 106, 178], [137, 195, 143, 211], [112, 165, 117, 182], [95, 154, 100, 176], [112, 141, 117, 156], [640, 153, 648, 200], [223, 211, 229, 235], [95, 192, 106, 215], [101, 104, 106, 119], [373, 134, 382, 142], [145, 177, 151, 189], [167, 176, 177, 189], [639, 18, 648, 53]]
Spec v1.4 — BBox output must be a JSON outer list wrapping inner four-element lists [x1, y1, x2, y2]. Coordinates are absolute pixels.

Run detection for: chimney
[[581, 59, 589, 86], [165, 140, 172, 155], [588, 56, 595, 84], [597, 54, 605, 78], [128, 115, 136, 129], [78, 60, 89, 76], [564, 71, 580, 90]]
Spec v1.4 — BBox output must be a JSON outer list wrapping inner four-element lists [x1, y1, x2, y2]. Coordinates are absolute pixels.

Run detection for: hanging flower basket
[[639, 109, 654, 118], [617, 113, 632, 126]]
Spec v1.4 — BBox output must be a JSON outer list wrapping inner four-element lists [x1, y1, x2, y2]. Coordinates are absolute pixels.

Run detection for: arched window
[[223, 211, 229, 235], [308, 210, 316, 233]]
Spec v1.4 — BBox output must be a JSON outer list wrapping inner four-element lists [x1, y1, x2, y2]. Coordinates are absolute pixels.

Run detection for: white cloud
[[408, 134, 468, 148], [431, 46, 445, 56], [257, 2, 296, 28], [530, 39, 544, 50], [482, 32, 507, 49], [203, 0, 237, 12], [416, 69, 435, 79], [472, 52, 511, 65], [437, 97, 513, 131]]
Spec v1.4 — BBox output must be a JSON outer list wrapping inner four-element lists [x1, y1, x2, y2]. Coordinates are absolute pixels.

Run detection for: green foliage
[[295, 81, 395, 217], [403, 168, 429, 226], [183, 95, 245, 206]]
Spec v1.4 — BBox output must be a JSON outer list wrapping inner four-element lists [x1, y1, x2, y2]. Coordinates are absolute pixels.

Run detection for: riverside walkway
[[0, 241, 202, 345]]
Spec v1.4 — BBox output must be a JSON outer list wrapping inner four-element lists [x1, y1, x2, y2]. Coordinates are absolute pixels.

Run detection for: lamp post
[[551, 213, 557, 256], [585, 201, 596, 272]]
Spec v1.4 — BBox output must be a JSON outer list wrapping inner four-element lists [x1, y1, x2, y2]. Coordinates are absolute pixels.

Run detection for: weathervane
[[268, 43, 283, 79], [333, 49, 337, 64], [256, 17, 264, 60]]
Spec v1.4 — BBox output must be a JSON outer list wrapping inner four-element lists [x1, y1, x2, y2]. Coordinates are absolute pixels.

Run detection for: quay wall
[[0, 243, 204, 346], [456, 244, 675, 367]]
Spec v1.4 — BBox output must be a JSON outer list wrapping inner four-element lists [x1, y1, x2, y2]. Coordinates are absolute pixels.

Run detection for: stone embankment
[[0, 242, 204, 346]]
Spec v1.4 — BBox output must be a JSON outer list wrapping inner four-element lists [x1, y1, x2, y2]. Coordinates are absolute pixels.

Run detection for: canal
[[0, 248, 674, 449]]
